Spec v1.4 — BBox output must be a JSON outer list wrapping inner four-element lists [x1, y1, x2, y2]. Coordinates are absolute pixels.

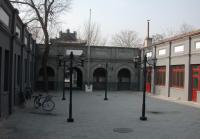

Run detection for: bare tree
[[111, 30, 142, 47], [10, 0, 72, 92], [81, 21, 106, 46], [98, 37, 107, 46], [164, 23, 195, 38], [152, 33, 165, 43], [178, 23, 195, 34], [152, 23, 195, 43]]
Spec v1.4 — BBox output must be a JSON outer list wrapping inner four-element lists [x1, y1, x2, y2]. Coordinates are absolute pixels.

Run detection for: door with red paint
[[146, 67, 152, 93], [192, 65, 200, 102]]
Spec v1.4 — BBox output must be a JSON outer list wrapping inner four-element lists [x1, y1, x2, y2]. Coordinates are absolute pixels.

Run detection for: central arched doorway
[[65, 67, 83, 89], [117, 68, 131, 90], [93, 68, 106, 90]]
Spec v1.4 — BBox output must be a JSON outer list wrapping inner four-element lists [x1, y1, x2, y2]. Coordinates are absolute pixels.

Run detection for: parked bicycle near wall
[[18, 86, 33, 106], [25, 86, 33, 100], [33, 94, 55, 111]]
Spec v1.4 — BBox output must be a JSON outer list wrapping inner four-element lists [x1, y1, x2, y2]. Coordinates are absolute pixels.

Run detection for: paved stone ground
[[1, 91, 200, 139]]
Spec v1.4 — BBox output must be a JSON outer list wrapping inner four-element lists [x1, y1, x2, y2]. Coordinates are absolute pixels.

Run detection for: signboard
[[66, 50, 83, 56]]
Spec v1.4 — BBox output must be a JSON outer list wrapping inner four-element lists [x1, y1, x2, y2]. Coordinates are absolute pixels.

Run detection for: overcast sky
[[60, 0, 200, 43]]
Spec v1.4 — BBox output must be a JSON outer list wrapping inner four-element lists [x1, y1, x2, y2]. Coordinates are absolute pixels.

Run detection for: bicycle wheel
[[34, 97, 40, 109], [26, 89, 33, 100], [42, 100, 55, 111]]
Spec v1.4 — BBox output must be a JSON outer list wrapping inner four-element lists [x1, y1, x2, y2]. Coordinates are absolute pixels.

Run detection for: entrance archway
[[39, 66, 55, 77], [117, 68, 131, 90], [64, 67, 83, 89], [93, 68, 106, 90]]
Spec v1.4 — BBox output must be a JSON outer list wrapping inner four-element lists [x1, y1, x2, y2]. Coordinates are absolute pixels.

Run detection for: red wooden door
[[192, 65, 200, 102], [146, 67, 152, 93]]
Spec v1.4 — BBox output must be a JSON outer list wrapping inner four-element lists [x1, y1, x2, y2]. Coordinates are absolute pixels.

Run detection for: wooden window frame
[[174, 45, 184, 53], [15, 25, 21, 39], [171, 65, 184, 88], [156, 66, 166, 86], [158, 49, 166, 56], [195, 41, 200, 49], [0, 6, 10, 27]]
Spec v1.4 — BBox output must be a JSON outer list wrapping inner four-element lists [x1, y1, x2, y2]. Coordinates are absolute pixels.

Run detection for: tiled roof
[[152, 29, 200, 46]]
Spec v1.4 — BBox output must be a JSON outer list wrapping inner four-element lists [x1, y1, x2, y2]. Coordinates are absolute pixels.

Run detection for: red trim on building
[[192, 65, 200, 102], [146, 67, 152, 93]]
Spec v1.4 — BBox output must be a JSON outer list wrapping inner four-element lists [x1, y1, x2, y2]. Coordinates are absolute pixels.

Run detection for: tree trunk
[[42, 31, 50, 92]]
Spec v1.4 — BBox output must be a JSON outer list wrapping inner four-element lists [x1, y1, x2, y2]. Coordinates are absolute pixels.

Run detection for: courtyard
[[1, 91, 200, 139]]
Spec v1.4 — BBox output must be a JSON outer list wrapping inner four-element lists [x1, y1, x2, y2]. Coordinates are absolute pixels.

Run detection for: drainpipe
[[20, 24, 25, 94], [27, 34, 31, 87], [168, 41, 172, 97], [152, 45, 156, 94], [8, 8, 18, 114], [33, 40, 37, 91], [188, 37, 192, 101], [138, 49, 142, 91]]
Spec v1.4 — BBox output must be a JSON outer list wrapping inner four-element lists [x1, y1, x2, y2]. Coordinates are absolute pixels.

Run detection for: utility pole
[[86, 9, 93, 92]]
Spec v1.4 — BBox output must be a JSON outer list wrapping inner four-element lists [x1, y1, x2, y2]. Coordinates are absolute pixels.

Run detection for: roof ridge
[[152, 29, 200, 46]]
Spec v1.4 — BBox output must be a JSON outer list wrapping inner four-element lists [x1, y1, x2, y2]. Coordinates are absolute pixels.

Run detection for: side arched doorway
[[64, 67, 83, 89], [93, 68, 106, 90], [117, 68, 131, 90], [38, 66, 55, 90]]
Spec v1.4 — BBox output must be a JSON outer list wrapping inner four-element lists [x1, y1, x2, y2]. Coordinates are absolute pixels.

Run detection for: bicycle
[[25, 86, 33, 100], [33, 94, 55, 112], [18, 86, 32, 106]]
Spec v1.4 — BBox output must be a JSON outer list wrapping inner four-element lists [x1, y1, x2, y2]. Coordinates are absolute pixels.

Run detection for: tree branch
[[10, 0, 34, 8], [29, 0, 45, 30], [47, 0, 55, 13], [24, 18, 39, 25]]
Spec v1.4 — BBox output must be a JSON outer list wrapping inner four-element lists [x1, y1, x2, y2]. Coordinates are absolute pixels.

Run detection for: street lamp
[[103, 62, 114, 101], [133, 55, 156, 121], [57, 50, 84, 122], [57, 55, 66, 100], [62, 61, 66, 100], [66, 50, 84, 123], [104, 62, 108, 101], [67, 52, 74, 122]]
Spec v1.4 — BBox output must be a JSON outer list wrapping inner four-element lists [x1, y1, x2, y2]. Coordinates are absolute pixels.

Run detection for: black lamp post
[[62, 61, 66, 100], [104, 62, 108, 101], [133, 54, 156, 121], [58, 50, 84, 122], [67, 52, 74, 122], [66, 50, 84, 123], [57, 54, 66, 101], [140, 55, 147, 121]]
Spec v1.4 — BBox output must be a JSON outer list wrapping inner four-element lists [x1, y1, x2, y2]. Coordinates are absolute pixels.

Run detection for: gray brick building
[[35, 30, 141, 91], [142, 30, 200, 103], [0, 0, 36, 119]]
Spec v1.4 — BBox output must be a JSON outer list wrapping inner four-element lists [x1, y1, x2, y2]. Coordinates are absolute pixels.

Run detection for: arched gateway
[[117, 68, 131, 90], [93, 68, 106, 90], [64, 67, 83, 89]]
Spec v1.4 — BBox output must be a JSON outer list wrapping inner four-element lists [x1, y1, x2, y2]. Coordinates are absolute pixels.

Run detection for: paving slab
[[0, 91, 200, 139]]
